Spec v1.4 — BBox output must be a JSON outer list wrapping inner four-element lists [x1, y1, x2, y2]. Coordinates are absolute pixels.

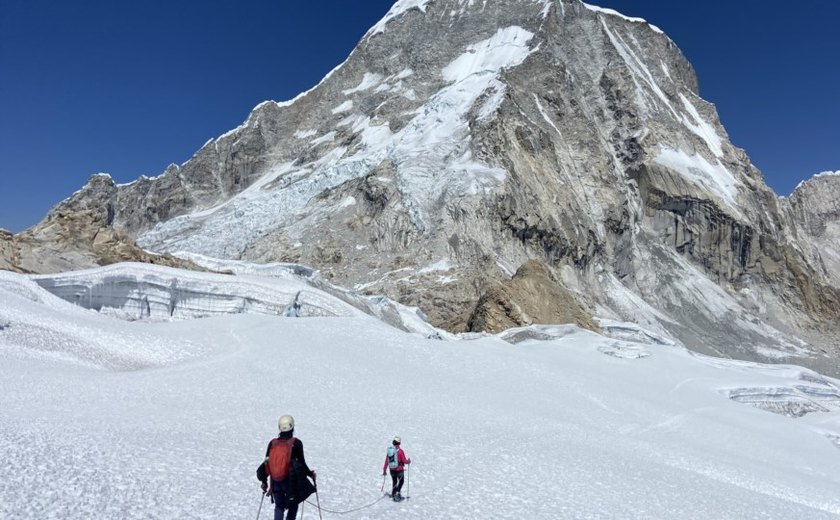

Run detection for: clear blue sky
[[1, 0, 838, 232]]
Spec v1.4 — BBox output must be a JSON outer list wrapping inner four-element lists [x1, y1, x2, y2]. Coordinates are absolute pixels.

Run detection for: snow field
[[2, 269, 840, 518]]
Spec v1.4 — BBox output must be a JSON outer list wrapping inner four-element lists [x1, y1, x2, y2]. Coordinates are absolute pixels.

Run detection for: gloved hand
[[261, 481, 268, 493], [311, 470, 317, 481], [382, 471, 386, 476]]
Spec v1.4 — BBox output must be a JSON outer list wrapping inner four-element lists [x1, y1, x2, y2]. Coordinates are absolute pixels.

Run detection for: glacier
[[2, 264, 840, 518]]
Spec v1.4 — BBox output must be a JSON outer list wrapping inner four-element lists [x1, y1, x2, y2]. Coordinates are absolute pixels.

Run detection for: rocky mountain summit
[[785, 172, 840, 286], [5, 0, 839, 373]]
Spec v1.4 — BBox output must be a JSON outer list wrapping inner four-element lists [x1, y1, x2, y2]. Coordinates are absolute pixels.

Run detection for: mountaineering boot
[[393, 492, 402, 502]]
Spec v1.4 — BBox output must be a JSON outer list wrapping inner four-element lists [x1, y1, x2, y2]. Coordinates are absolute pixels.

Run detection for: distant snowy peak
[[368, 0, 554, 38], [368, 0, 671, 32]]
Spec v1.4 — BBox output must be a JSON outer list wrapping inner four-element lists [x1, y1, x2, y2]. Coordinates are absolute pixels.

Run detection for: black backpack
[[256, 461, 268, 483], [282, 458, 316, 507]]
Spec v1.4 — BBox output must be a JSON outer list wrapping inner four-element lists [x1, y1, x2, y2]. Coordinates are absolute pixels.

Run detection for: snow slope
[[2, 267, 840, 519]]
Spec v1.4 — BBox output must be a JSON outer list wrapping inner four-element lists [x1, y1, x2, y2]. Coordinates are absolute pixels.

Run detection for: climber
[[257, 415, 316, 520], [382, 435, 411, 501]]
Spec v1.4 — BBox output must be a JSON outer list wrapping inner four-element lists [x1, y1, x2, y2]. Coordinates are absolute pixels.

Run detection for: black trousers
[[271, 479, 298, 520], [389, 469, 405, 495]]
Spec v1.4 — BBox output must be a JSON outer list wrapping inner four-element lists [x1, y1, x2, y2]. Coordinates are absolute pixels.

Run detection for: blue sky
[[1, 0, 838, 232]]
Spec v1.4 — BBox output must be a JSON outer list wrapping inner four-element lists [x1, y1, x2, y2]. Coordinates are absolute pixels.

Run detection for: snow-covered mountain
[[3, 265, 840, 518], [3, 0, 839, 373]]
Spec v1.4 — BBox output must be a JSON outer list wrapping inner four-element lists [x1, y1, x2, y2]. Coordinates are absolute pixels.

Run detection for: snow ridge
[[369, 0, 431, 36], [791, 170, 840, 195], [584, 2, 664, 33]]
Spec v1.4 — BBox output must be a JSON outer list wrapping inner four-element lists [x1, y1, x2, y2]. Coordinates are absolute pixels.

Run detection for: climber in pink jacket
[[382, 435, 411, 501]]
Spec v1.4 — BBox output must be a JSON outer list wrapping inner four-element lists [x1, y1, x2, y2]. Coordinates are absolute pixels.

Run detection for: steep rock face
[[14, 0, 840, 372], [770, 172, 840, 358], [786, 172, 840, 286], [0, 229, 23, 273]]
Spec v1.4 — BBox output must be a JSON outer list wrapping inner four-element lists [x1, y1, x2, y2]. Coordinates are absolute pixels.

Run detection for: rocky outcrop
[[466, 260, 597, 333], [2, 206, 202, 274], [0, 229, 24, 273]]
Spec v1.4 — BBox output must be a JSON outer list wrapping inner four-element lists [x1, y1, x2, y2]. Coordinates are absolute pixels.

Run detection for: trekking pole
[[381, 473, 386, 493], [406, 465, 410, 499], [256, 491, 266, 520], [315, 486, 324, 520]]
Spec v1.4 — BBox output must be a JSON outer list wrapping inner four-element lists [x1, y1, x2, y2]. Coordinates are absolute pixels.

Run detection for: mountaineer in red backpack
[[382, 435, 411, 501], [257, 415, 316, 520]]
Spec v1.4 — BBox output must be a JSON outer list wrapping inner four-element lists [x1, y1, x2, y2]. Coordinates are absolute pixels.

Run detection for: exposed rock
[[3, 207, 202, 274], [467, 260, 597, 333], [0, 229, 25, 273], [786, 172, 840, 287]]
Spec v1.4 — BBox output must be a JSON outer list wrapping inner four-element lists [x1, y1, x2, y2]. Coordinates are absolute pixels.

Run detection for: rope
[[304, 493, 389, 515], [277, 466, 439, 516]]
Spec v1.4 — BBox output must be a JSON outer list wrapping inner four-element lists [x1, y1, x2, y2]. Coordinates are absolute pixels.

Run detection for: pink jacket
[[383, 447, 411, 472]]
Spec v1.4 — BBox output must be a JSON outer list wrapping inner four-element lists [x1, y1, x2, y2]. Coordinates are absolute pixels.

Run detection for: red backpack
[[267, 438, 295, 481]]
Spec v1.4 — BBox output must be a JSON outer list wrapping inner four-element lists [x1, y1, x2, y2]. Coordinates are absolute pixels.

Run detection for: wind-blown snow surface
[[2, 269, 840, 519]]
